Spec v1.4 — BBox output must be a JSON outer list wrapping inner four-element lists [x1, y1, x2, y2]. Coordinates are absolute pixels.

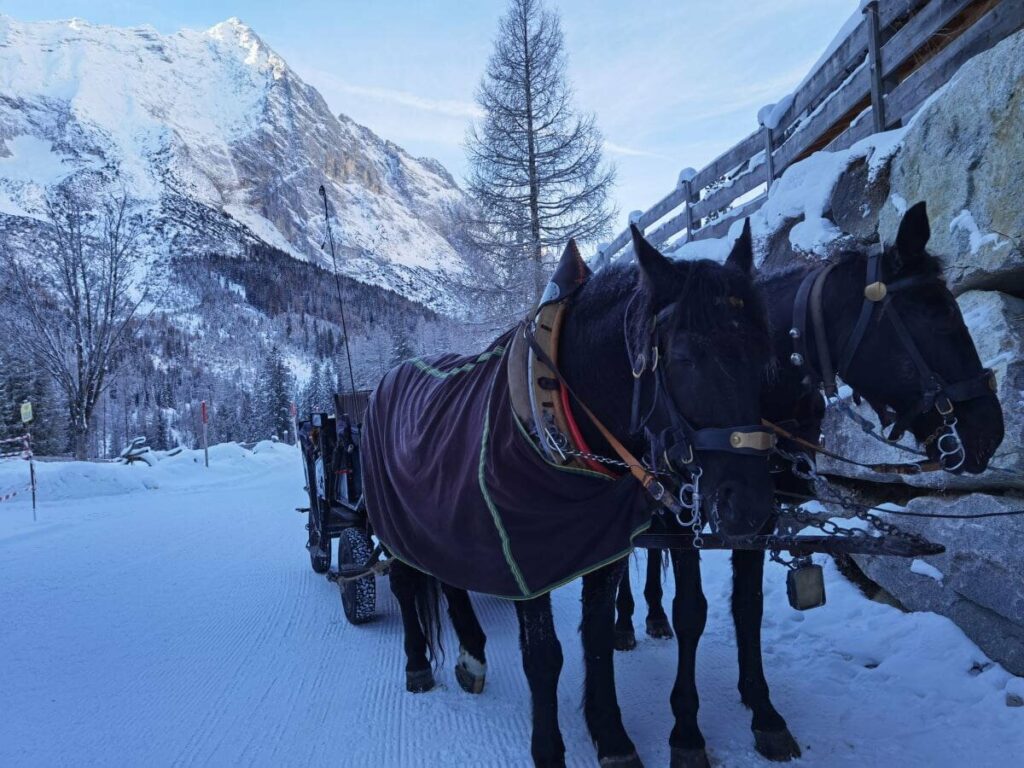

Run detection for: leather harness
[[785, 250, 996, 472], [508, 240, 777, 519]]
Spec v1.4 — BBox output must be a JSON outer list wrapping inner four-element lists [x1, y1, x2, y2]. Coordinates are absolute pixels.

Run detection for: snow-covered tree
[[255, 346, 294, 442]]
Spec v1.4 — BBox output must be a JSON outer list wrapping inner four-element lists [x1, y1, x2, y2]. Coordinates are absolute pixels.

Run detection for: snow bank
[[0, 441, 300, 539]]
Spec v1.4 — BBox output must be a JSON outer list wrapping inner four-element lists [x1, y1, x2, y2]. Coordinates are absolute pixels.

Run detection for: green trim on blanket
[[478, 405, 531, 597], [411, 347, 506, 379], [505, 517, 652, 600]]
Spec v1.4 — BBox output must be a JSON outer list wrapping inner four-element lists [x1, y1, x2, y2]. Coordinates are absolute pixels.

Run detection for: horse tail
[[415, 573, 445, 667]]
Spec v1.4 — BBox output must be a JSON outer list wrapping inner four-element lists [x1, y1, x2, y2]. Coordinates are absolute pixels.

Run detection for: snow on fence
[[593, 0, 1024, 267]]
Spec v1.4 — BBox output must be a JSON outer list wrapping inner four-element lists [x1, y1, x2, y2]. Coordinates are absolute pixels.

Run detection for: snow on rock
[[0, 15, 473, 314], [1, 454, 1022, 765], [879, 27, 1024, 294], [911, 558, 945, 584]]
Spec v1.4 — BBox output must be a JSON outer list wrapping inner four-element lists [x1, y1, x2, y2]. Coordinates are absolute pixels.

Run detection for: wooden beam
[[690, 194, 766, 243], [771, 63, 871, 175], [690, 164, 766, 222], [691, 131, 762, 193], [886, 0, 1024, 125]]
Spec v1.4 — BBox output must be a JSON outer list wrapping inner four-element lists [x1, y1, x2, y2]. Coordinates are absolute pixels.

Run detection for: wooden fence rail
[[593, 0, 1024, 268]]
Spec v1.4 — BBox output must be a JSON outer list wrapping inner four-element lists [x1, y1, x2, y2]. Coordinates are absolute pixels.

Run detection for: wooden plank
[[690, 194, 766, 243], [690, 164, 765, 222], [647, 207, 691, 249], [597, 185, 690, 263], [771, 63, 871, 175], [886, 0, 1024, 124], [691, 130, 761, 192], [880, 0, 979, 80], [770, 18, 869, 136], [824, 108, 875, 152], [638, 185, 688, 229]]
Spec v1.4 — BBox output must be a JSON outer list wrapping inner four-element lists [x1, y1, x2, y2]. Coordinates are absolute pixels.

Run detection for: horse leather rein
[[786, 250, 996, 472], [523, 309, 775, 517]]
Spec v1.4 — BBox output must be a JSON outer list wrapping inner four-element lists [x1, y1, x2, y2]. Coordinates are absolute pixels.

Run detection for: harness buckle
[[936, 397, 954, 417], [631, 353, 646, 379]]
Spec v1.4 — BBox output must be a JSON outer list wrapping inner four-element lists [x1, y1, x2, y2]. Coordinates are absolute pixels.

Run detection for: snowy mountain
[[0, 15, 473, 311]]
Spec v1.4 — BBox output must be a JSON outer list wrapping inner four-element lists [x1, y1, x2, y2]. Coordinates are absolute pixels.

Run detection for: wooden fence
[[593, 0, 1024, 268]]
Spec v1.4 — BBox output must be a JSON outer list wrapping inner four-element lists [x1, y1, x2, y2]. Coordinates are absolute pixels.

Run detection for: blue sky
[[6, 0, 857, 227]]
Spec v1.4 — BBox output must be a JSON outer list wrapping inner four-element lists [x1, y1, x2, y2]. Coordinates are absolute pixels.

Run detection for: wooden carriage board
[[361, 330, 653, 599]]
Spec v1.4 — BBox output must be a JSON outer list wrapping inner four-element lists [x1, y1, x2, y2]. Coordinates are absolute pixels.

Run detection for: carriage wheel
[[338, 528, 376, 624]]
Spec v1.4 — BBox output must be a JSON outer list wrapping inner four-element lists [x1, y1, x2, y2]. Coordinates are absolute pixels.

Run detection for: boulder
[[850, 493, 1024, 676], [817, 289, 1024, 492], [879, 29, 1024, 295]]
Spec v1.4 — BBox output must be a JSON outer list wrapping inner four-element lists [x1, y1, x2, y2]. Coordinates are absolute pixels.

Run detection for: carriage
[[297, 394, 380, 625]]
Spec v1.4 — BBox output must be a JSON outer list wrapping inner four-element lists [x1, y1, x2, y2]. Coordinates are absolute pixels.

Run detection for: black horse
[[615, 203, 1005, 766], [382, 226, 778, 768]]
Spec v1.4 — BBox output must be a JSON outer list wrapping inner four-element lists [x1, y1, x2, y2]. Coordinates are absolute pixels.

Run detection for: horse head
[[827, 202, 1004, 474], [628, 221, 775, 536]]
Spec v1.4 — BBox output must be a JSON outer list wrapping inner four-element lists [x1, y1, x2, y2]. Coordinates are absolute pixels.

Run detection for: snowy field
[[1, 445, 1022, 767]]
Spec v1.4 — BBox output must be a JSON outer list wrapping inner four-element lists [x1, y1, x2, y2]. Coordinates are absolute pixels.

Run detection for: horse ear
[[631, 224, 675, 294], [894, 201, 930, 270], [725, 218, 754, 275]]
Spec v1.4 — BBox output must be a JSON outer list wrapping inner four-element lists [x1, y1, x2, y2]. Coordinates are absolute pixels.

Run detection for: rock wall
[[806, 30, 1024, 674]]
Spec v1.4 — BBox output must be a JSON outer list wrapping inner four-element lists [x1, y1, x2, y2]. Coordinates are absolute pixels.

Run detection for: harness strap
[[524, 324, 687, 515], [763, 418, 942, 475], [810, 264, 839, 396], [835, 253, 882, 382]]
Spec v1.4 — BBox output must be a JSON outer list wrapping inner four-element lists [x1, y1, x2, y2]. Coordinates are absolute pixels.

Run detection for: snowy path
[[1, 445, 1021, 767]]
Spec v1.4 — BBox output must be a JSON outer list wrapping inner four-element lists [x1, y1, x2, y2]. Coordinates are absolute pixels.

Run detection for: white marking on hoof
[[458, 646, 486, 677]]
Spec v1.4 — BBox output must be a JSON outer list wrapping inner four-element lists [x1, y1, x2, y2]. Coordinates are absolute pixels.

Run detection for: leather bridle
[[627, 299, 776, 523], [789, 251, 996, 471]]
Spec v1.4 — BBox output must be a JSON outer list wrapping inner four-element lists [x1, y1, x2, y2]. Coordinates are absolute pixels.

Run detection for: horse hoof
[[405, 668, 435, 693], [599, 751, 643, 767], [753, 729, 801, 761], [614, 628, 637, 651], [670, 747, 710, 768], [455, 648, 486, 694], [645, 615, 674, 639]]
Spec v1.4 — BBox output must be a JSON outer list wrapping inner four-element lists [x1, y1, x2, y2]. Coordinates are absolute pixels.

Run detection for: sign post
[[20, 401, 36, 520], [201, 400, 209, 468]]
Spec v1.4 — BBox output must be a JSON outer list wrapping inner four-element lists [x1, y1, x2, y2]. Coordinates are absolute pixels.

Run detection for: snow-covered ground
[[1, 446, 1022, 767]]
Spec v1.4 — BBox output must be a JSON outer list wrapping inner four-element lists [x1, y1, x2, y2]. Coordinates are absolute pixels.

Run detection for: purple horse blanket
[[361, 330, 653, 599]]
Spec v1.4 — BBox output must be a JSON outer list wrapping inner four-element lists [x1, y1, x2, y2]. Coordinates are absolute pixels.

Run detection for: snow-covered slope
[[0, 15, 471, 311]]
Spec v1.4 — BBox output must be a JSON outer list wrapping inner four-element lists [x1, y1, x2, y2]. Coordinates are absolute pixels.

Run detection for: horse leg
[[582, 561, 642, 767], [442, 583, 487, 694], [515, 593, 566, 768], [668, 549, 709, 768], [732, 550, 801, 761], [388, 560, 434, 693], [644, 549, 673, 639], [614, 560, 637, 651]]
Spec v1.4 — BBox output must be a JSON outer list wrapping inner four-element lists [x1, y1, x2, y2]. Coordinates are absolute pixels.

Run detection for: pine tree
[[466, 0, 615, 312], [255, 346, 294, 442]]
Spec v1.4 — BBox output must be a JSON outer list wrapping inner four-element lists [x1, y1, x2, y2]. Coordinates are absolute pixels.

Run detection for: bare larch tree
[[466, 0, 616, 312], [0, 189, 153, 459]]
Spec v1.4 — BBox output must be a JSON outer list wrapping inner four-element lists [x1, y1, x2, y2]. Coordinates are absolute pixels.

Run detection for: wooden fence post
[[678, 168, 697, 242], [762, 125, 776, 192], [864, 0, 887, 133]]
